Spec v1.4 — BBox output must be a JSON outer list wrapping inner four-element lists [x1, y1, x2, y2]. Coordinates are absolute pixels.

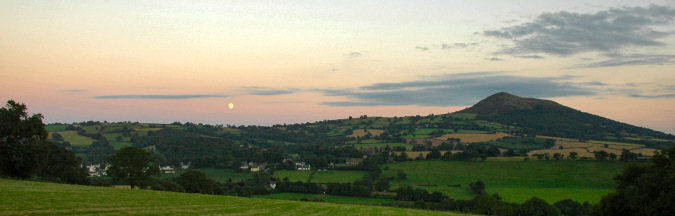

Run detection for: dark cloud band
[[320, 72, 597, 107], [94, 94, 228, 99]]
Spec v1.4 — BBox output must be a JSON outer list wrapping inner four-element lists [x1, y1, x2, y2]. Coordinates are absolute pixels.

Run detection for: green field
[[355, 142, 412, 150], [255, 192, 394, 205], [163, 168, 252, 182], [45, 124, 66, 132], [382, 160, 626, 203], [0, 178, 468, 215], [275, 170, 366, 183], [59, 131, 95, 147]]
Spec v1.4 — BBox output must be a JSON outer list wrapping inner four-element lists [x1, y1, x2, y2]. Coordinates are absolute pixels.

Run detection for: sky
[[1, 0, 675, 134]]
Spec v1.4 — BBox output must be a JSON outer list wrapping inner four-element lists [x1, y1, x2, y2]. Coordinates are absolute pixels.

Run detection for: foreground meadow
[[0, 178, 469, 215]]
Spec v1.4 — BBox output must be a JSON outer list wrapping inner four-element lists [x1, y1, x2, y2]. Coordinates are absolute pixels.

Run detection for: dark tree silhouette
[[0, 100, 47, 179], [108, 147, 159, 189]]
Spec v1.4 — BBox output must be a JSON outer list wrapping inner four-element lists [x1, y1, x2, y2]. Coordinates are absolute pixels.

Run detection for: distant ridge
[[458, 92, 674, 141]]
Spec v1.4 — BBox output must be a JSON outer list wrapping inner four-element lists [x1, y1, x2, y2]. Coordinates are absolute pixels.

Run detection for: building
[[160, 166, 176, 174], [179, 162, 191, 169], [86, 163, 109, 177], [295, 162, 311, 171], [346, 158, 364, 165]]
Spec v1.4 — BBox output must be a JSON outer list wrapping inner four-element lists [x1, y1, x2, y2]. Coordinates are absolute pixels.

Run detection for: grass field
[[0, 178, 468, 215], [58, 131, 95, 147], [348, 129, 384, 138], [45, 124, 66, 132], [162, 168, 252, 183], [531, 136, 658, 157], [275, 170, 366, 183], [355, 142, 412, 150], [382, 160, 627, 203], [255, 192, 394, 205]]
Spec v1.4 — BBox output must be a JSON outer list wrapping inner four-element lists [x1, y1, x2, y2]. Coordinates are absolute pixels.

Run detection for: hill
[[0, 178, 468, 215], [459, 92, 674, 146]]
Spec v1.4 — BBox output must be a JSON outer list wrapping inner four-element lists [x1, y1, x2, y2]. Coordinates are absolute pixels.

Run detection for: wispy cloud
[[485, 57, 503, 61], [319, 72, 596, 107], [62, 89, 86, 93], [484, 5, 675, 56], [628, 93, 675, 98], [94, 94, 228, 99], [348, 52, 362, 58], [242, 87, 299, 96], [415, 46, 429, 51], [580, 54, 675, 68], [516, 55, 545, 59], [441, 43, 478, 50]]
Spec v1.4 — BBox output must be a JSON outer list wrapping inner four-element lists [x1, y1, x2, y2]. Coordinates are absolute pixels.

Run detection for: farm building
[[295, 162, 311, 171], [346, 158, 364, 165], [160, 166, 176, 174]]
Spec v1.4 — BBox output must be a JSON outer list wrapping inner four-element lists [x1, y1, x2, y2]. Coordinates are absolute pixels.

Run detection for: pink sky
[[1, 1, 674, 134]]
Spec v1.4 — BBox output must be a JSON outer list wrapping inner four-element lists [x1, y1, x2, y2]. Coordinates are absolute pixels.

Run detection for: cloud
[[94, 94, 228, 99], [319, 72, 596, 107], [580, 54, 675, 68], [415, 46, 429, 51], [484, 5, 675, 56], [441, 43, 478, 50], [348, 52, 362, 58], [581, 81, 606, 86], [516, 55, 545, 59], [242, 87, 299, 96], [62, 89, 86, 93], [628, 93, 675, 98], [485, 57, 503, 61]]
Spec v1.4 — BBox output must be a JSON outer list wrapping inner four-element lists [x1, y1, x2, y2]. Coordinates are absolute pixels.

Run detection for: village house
[[295, 162, 311, 171], [86, 163, 109, 177], [179, 162, 191, 169], [345, 158, 363, 165], [160, 166, 176, 174]]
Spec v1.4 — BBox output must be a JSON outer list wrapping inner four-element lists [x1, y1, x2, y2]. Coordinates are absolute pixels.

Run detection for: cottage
[[295, 162, 311, 171], [160, 166, 176, 174], [179, 162, 191, 169], [346, 158, 364, 165]]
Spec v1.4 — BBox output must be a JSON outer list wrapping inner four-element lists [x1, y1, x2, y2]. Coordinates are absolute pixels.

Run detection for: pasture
[[437, 132, 510, 143], [530, 136, 658, 157], [348, 129, 384, 138], [274, 170, 366, 183], [381, 160, 626, 203], [0, 178, 467, 215], [162, 168, 251, 183], [255, 192, 394, 206], [57, 131, 95, 147]]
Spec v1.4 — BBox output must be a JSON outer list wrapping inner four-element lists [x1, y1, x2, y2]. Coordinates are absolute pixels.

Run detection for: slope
[[0, 178, 468, 215]]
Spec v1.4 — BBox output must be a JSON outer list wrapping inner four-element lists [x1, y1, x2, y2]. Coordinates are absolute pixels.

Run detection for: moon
[[228, 103, 234, 110]]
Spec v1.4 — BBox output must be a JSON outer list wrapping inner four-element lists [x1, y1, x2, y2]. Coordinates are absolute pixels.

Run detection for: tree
[[37, 142, 88, 184], [396, 169, 407, 180], [568, 152, 578, 160], [469, 180, 486, 195], [595, 147, 675, 215], [375, 177, 390, 191], [516, 197, 560, 216], [0, 100, 47, 179], [553, 199, 590, 216], [426, 148, 441, 160], [108, 147, 159, 189], [177, 169, 216, 194]]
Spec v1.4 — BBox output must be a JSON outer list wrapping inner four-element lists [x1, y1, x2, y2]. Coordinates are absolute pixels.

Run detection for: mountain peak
[[460, 92, 560, 114]]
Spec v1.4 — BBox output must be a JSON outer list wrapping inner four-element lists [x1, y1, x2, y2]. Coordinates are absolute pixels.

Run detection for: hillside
[[0, 178, 468, 215], [459, 92, 674, 144]]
